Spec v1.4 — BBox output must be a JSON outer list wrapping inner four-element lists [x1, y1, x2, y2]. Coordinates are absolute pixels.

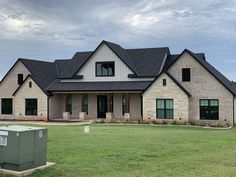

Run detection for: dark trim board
[[95, 61, 115, 77]]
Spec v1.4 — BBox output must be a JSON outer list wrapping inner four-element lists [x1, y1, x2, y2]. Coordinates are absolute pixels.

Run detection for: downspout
[[233, 97, 235, 126], [47, 96, 50, 122]]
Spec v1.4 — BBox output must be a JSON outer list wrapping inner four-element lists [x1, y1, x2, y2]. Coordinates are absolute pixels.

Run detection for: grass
[[1, 124, 236, 177]]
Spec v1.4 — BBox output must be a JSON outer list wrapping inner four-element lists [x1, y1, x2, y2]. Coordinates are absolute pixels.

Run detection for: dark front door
[[97, 95, 107, 118]]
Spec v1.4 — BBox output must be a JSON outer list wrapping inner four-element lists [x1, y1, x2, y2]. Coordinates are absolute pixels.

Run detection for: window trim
[[1, 98, 13, 115], [163, 79, 167, 86], [67, 95, 72, 115], [25, 98, 38, 116], [182, 68, 191, 82], [156, 99, 174, 119], [122, 95, 128, 116], [199, 99, 219, 120], [83, 95, 88, 114], [95, 61, 115, 77], [29, 82, 32, 88]]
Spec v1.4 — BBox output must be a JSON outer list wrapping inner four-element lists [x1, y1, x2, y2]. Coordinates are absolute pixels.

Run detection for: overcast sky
[[0, 0, 236, 80]]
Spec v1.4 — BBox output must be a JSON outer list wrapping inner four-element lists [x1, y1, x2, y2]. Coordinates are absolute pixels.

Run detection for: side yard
[[0, 124, 236, 177]]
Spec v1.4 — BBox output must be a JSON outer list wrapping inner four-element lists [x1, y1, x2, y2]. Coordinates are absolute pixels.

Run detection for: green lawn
[[1, 124, 236, 177]]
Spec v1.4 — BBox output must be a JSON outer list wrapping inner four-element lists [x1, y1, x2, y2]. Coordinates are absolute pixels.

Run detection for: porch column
[[107, 93, 113, 112], [79, 93, 86, 121]]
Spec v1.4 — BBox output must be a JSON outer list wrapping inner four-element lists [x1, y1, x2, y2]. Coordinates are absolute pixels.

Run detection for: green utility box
[[0, 125, 48, 171]]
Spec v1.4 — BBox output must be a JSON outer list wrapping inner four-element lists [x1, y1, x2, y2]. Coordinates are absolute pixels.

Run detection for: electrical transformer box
[[0, 125, 47, 171]]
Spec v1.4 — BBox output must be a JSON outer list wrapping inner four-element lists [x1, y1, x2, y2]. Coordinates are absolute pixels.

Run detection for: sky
[[0, 0, 236, 80]]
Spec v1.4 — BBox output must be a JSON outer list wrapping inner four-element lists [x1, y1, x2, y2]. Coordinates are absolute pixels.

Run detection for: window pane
[[96, 64, 102, 76], [83, 95, 88, 114], [200, 99, 219, 120], [108, 63, 114, 76], [1, 99, 12, 114], [96, 62, 114, 76], [67, 95, 72, 114], [182, 68, 190, 82], [102, 64, 108, 75], [157, 109, 165, 118], [157, 100, 164, 109], [210, 100, 218, 106], [200, 100, 208, 106], [166, 110, 173, 119], [25, 99, 37, 116], [166, 100, 173, 109], [18, 74, 23, 85]]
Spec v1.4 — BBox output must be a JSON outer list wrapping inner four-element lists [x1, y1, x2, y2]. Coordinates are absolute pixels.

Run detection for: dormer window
[[96, 62, 115, 77], [18, 74, 23, 85]]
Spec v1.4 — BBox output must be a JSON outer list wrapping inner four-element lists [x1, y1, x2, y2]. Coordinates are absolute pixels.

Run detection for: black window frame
[[25, 99, 37, 116], [122, 95, 128, 116], [156, 99, 174, 119], [1, 98, 13, 115], [200, 99, 219, 120], [29, 82, 32, 88], [163, 79, 167, 86], [182, 68, 191, 82], [18, 74, 24, 85], [83, 95, 88, 114], [96, 61, 115, 77], [67, 95, 72, 115]]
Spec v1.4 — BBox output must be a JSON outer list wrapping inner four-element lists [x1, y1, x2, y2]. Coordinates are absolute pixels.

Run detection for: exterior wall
[[49, 94, 63, 119], [168, 52, 234, 125], [113, 93, 142, 121], [130, 93, 142, 120], [143, 73, 189, 121], [87, 94, 97, 119], [0, 61, 30, 119], [76, 43, 152, 82], [14, 77, 48, 120]]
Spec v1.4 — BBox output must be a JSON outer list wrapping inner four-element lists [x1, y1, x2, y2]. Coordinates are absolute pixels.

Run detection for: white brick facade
[[143, 73, 189, 121]]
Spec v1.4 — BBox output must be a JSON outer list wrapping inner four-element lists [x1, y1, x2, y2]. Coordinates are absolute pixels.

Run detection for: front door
[[97, 95, 107, 118]]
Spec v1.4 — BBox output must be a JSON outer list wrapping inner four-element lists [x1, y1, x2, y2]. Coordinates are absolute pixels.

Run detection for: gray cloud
[[0, 0, 236, 80]]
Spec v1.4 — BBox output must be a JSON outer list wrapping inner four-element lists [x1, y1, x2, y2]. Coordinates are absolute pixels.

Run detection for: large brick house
[[0, 40, 235, 125]]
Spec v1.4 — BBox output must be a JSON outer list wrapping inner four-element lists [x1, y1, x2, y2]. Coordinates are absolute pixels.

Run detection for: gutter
[[47, 96, 50, 122], [233, 97, 235, 126]]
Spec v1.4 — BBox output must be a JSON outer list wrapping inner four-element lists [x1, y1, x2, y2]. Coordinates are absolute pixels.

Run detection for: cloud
[[0, 0, 236, 80]]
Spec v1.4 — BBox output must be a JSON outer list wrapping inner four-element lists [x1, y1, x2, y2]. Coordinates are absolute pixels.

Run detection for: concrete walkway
[[0, 120, 94, 126]]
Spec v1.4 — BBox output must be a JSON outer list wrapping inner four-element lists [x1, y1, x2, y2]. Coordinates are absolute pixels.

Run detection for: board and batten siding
[[143, 73, 189, 121], [76, 43, 153, 82], [168, 52, 234, 125]]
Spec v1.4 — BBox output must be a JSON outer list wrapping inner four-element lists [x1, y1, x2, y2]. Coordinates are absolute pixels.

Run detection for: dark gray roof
[[127, 47, 170, 76], [47, 81, 151, 92], [164, 53, 205, 70], [19, 58, 57, 95], [55, 41, 170, 78], [3, 41, 235, 96], [55, 51, 92, 78]]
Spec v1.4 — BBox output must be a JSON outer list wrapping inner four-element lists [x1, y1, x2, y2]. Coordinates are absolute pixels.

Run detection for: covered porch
[[48, 92, 143, 122]]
